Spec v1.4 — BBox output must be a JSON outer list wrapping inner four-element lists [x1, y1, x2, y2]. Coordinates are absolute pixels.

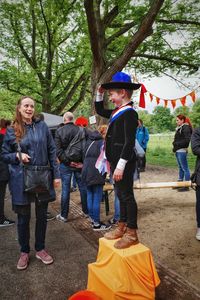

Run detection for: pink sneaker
[[17, 252, 29, 270], [36, 249, 54, 265]]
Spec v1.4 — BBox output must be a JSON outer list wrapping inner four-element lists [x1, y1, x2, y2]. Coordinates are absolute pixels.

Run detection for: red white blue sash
[[109, 105, 134, 125]]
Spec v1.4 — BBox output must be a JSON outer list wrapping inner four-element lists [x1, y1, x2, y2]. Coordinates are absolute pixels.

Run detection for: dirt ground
[[85, 164, 200, 290]]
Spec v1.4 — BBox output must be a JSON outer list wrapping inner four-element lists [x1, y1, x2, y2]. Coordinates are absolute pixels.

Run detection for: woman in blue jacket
[[2, 96, 60, 270], [136, 119, 149, 171]]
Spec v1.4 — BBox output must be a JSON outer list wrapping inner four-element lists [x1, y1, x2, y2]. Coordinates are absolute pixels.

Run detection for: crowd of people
[[1, 71, 200, 270]]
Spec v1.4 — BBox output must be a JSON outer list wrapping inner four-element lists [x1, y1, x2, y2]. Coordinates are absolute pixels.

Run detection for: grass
[[146, 133, 196, 170]]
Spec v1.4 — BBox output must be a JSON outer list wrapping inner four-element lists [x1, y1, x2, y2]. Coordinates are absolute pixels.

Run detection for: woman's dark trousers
[[17, 201, 48, 253]]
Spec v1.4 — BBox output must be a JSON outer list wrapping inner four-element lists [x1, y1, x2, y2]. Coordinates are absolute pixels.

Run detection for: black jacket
[[95, 101, 138, 164], [81, 130, 105, 186], [191, 128, 200, 170], [0, 133, 9, 182], [55, 123, 83, 164], [173, 124, 192, 152]]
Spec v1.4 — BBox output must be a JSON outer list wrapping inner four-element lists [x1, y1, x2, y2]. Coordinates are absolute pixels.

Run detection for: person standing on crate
[[2, 96, 60, 270], [136, 119, 149, 172], [95, 71, 142, 249]]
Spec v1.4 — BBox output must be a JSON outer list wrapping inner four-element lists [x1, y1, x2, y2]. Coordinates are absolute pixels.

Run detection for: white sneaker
[[196, 228, 200, 241], [56, 214, 67, 223]]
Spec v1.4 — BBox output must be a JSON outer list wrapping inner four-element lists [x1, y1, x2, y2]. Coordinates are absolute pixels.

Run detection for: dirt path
[[124, 165, 199, 289]]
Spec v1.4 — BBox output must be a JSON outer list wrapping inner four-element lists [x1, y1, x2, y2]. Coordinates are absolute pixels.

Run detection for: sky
[[132, 74, 200, 113]]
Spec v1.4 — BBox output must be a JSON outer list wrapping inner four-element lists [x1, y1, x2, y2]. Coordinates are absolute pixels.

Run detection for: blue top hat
[[101, 72, 141, 90]]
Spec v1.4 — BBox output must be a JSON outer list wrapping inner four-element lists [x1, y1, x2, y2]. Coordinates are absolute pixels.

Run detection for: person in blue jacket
[[2, 96, 60, 270], [136, 119, 149, 171]]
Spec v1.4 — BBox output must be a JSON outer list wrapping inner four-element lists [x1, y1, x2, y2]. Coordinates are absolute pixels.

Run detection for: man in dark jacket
[[55, 112, 88, 222], [191, 128, 200, 241], [0, 131, 15, 227]]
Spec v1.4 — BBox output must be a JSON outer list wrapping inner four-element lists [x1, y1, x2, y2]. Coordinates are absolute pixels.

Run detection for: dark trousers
[[196, 187, 200, 227], [17, 200, 48, 253], [138, 148, 146, 171], [0, 181, 7, 221], [111, 160, 138, 229]]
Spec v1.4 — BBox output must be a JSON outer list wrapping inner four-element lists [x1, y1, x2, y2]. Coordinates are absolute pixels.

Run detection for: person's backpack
[[64, 127, 86, 162]]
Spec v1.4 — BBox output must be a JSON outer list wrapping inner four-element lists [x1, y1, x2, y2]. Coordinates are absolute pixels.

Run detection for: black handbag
[[18, 143, 52, 193]]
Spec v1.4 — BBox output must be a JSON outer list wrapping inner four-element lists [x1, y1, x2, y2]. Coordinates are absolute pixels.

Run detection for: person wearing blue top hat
[[95, 71, 141, 249]]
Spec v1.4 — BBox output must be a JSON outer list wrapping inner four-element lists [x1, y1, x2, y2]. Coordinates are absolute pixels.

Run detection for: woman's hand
[[113, 168, 124, 182], [53, 179, 61, 189], [16, 152, 31, 163]]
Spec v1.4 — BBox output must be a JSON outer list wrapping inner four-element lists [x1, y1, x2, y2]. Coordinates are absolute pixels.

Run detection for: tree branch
[[53, 73, 86, 114], [103, 6, 118, 28], [84, 0, 105, 67], [99, 0, 165, 83], [105, 21, 136, 46], [133, 53, 199, 70], [68, 77, 89, 112], [5, 83, 43, 104], [158, 19, 200, 26], [31, 5, 37, 65]]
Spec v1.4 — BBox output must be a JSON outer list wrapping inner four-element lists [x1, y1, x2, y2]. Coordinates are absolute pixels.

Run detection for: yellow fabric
[[87, 238, 160, 300]]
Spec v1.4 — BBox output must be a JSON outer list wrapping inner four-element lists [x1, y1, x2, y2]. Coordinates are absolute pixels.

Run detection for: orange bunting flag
[[189, 91, 196, 102], [180, 96, 186, 106], [156, 97, 160, 105], [149, 93, 153, 102], [171, 100, 176, 109], [164, 100, 168, 107]]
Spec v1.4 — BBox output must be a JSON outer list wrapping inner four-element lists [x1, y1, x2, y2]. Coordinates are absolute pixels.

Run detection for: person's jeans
[[86, 185, 103, 223], [113, 186, 120, 221], [175, 152, 190, 181], [60, 163, 88, 218], [0, 181, 7, 221], [72, 172, 77, 189], [17, 201, 48, 253], [196, 187, 200, 228]]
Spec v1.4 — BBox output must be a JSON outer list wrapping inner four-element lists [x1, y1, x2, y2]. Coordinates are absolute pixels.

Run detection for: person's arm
[[54, 128, 68, 163], [1, 128, 19, 164], [191, 128, 200, 157], [46, 124, 60, 180], [94, 89, 113, 119]]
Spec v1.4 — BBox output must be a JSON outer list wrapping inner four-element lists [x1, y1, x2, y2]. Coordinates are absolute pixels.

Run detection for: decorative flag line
[[138, 85, 200, 109]]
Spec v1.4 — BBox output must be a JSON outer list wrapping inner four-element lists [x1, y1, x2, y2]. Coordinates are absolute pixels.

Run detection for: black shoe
[[108, 218, 119, 225], [47, 212, 56, 221], [177, 187, 190, 192], [93, 222, 111, 231], [0, 217, 15, 227]]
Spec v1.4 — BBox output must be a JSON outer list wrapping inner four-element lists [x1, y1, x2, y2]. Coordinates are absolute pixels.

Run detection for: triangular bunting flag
[[171, 100, 176, 109], [156, 97, 160, 105], [189, 91, 196, 102], [180, 96, 186, 106], [149, 93, 153, 102]]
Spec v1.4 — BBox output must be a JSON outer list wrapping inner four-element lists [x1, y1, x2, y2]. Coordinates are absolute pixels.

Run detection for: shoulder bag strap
[[84, 141, 95, 158]]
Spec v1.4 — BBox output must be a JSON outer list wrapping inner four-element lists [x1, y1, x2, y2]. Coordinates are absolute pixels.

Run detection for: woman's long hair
[[12, 96, 35, 141], [177, 114, 192, 129]]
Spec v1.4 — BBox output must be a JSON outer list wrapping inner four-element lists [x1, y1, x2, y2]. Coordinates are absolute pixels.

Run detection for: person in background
[[36, 113, 56, 221], [2, 96, 60, 270], [55, 112, 88, 222], [81, 125, 111, 231], [191, 127, 200, 240], [0, 119, 15, 227], [136, 119, 149, 172], [95, 71, 141, 249], [172, 114, 192, 192]]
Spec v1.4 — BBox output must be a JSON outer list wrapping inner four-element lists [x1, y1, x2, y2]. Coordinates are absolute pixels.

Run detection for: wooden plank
[[103, 181, 194, 191]]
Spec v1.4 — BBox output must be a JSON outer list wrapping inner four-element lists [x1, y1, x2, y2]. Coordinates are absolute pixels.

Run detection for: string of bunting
[[142, 85, 200, 109]]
